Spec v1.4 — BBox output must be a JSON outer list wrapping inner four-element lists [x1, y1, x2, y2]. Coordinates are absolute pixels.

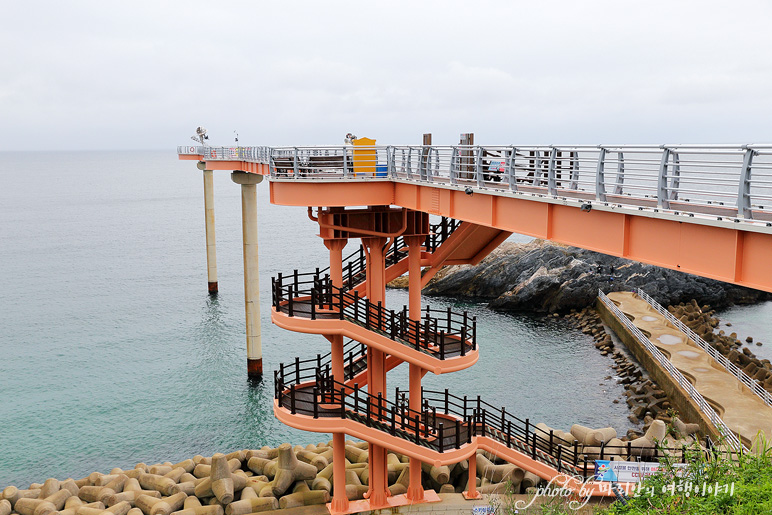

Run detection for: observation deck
[[179, 140, 772, 513]]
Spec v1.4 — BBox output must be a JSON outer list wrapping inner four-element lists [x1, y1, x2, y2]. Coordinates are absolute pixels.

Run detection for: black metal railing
[[275, 357, 715, 477], [272, 271, 476, 360], [275, 369, 473, 453]]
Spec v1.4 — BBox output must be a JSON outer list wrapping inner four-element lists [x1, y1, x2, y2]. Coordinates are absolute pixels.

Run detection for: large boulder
[[420, 240, 768, 313]]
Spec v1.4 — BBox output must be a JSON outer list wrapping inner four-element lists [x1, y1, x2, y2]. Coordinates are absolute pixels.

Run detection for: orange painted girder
[[270, 180, 772, 293]]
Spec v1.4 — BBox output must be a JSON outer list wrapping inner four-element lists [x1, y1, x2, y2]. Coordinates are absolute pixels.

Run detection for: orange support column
[[463, 452, 481, 500], [325, 239, 348, 381], [325, 239, 349, 514], [362, 236, 389, 508], [405, 236, 425, 501]]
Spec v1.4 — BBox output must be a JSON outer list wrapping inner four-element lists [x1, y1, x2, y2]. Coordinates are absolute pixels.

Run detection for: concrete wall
[[595, 298, 722, 441]]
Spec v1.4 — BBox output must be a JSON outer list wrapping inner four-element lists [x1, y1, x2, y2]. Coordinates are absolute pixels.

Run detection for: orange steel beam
[[270, 180, 772, 293]]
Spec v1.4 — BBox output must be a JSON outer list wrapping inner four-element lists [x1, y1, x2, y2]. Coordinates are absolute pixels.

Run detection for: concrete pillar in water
[[404, 236, 425, 502], [198, 162, 218, 294], [231, 171, 264, 379]]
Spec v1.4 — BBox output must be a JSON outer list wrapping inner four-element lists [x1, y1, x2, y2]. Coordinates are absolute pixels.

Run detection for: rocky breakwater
[[415, 240, 769, 314], [534, 417, 701, 463], [669, 300, 772, 393], [0, 442, 566, 515], [567, 307, 704, 439], [569, 308, 667, 428]]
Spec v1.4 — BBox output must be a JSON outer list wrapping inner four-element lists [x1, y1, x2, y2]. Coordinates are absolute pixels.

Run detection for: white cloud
[[2, 0, 772, 150]]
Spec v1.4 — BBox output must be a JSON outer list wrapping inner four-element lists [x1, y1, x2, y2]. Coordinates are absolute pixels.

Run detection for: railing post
[[290, 384, 296, 414], [313, 387, 319, 419], [288, 284, 294, 317], [670, 152, 681, 201], [573, 441, 580, 469], [438, 424, 444, 453], [339, 288, 344, 320], [439, 331, 445, 360], [556, 445, 563, 472], [310, 289, 316, 320], [340, 388, 345, 418], [507, 146, 517, 192], [568, 152, 579, 190], [387, 145, 395, 178], [547, 147, 558, 196], [455, 419, 461, 449], [657, 147, 671, 209], [275, 369, 281, 403], [475, 146, 484, 188], [595, 147, 607, 202], [450, 147, 459, 186], [614, 152, 625, 195], [738, 147, 755, 219]]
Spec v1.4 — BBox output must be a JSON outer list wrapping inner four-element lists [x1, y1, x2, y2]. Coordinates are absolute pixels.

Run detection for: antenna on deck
[[234, 131, 239, 144]]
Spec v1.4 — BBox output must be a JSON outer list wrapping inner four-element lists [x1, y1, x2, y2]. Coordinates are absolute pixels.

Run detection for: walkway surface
[[278, 493, 609, 515], [608, 291, 772, 447]]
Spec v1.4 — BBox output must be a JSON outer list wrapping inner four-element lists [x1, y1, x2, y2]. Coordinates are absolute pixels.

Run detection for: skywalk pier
[[179, 139, 772, 513]]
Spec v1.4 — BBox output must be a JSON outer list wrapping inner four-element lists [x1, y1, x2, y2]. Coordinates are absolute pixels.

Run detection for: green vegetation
[[498, 434, 772, 514], [609, 436, 772, 514]]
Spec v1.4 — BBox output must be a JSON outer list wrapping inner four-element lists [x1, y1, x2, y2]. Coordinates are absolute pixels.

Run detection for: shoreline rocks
[[668, 300, 772, 393], [565, 307, 697, 438], [396, 240, 769, 314]]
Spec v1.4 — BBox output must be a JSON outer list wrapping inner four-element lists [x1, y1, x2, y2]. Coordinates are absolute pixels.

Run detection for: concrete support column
[[199, 163, 218, 293], [325, 239, 349, 513], [231, 171, 264, 379], [405, 236, 425, 501]]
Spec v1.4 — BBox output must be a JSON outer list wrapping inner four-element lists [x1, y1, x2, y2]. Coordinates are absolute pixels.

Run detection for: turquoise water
[[1, 151, 765, 488]]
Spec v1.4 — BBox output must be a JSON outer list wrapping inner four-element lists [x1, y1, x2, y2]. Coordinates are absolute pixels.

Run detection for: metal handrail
[[598, 290, 746, 452], [635, 289, 772, 408], [272, 272, 477, 360], [275, 359, 713, 476], [179, 143, 772, 223]]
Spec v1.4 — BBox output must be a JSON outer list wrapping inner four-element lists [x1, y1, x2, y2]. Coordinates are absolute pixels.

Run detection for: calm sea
[[1, 150, 769, 488]]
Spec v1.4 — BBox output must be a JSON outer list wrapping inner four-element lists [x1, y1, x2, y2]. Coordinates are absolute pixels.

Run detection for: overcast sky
[[3, 1, 772, 150]]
